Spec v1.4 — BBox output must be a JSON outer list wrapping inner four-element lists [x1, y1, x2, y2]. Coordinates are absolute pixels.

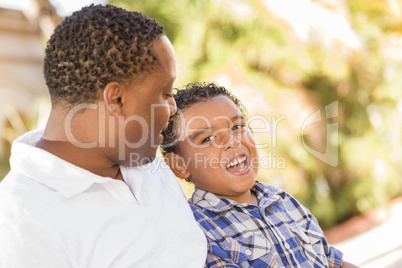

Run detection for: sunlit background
[[0, 0, 401, 267]]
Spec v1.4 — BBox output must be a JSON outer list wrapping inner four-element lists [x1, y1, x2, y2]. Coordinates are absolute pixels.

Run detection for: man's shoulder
[[0, 171, 61, 212], [0, 173, 65, 235], [1, 171, 44, 196]]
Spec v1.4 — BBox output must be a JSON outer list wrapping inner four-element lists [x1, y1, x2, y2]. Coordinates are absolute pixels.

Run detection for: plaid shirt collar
[[191, 181, 286, 212]]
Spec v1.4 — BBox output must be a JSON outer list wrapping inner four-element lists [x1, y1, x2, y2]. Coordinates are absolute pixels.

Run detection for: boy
[[161, 82, 358, 267]]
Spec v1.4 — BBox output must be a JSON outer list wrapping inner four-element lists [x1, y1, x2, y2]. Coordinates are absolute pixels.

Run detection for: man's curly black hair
[[160, 82, 247, 157], [44, 4, 165, 106]]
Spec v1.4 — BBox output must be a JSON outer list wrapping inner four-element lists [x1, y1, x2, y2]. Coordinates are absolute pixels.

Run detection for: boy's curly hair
[[44, 4, 164, 106], [161, 82, 247, 157]]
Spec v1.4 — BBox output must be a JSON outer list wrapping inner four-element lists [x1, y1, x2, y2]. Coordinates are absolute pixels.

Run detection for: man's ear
[[103, 82, 124, 116], [164, 153, 191, 179]]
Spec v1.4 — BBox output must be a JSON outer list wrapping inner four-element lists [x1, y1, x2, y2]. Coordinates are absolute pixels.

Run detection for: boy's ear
[[164, 153, 191, 179], [248, 125, 254, 134], [103, 82, 125, 116]]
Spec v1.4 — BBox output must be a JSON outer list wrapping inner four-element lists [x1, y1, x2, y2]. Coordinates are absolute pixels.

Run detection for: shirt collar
[[10, 129, 118, 198], [190, 181, 285, 212]]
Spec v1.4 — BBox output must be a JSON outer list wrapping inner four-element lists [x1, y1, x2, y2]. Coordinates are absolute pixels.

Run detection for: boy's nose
[[225, 133, 241, 149], [168, 97, 177, 116]]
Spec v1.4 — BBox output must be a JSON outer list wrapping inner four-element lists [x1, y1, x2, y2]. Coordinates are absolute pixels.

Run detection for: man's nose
[[168, 97, 177, 116]]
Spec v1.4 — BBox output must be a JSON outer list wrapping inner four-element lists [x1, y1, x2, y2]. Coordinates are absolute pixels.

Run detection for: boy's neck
[[247, 191, 259, 206], [221, 190, 259, 206]]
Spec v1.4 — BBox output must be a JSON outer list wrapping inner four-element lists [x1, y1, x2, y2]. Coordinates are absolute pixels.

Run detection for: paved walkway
[[324, 197, 402, 267]]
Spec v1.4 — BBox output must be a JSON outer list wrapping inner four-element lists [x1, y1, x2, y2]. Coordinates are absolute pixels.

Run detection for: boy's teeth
[[226, 156, 246, 168]]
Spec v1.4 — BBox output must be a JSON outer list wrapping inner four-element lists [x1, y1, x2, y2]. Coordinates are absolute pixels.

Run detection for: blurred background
[[0, 0, 401, 266]]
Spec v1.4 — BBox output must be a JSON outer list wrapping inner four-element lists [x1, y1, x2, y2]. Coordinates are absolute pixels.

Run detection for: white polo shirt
[[0, 129, 207, 268]]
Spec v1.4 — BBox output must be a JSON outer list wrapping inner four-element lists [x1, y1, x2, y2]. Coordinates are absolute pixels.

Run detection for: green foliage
[[2, 0, 399, 230], [1, 99, 49, 180], [105, 0, 402, 229], [0, 154, 10, 180]]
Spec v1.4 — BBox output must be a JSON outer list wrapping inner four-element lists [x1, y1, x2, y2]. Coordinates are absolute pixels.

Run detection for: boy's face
[[177, 95, 259, 201]]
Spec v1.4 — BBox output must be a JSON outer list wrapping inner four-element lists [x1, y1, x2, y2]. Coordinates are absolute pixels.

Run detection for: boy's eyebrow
[[188, 114, 245, 141], [189, 128, 210, 141], [231, 114, 246, 121]]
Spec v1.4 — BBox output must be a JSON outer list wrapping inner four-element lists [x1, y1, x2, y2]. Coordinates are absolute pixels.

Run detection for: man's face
[[177, 96, 259, 202], [120, 35, 177, 165]]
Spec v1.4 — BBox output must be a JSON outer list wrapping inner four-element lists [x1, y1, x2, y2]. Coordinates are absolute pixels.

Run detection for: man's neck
[[36, 137, 121, 180]]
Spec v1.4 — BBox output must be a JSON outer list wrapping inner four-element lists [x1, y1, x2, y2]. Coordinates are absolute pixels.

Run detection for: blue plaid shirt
[[189, 181, 343, 268]]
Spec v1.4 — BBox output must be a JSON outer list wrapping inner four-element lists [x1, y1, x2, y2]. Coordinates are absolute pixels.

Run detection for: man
[[0, 4, 207, 267]]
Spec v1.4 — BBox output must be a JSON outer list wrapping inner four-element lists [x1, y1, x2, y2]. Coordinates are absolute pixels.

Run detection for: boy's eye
[[232, 124, 245, 131], [201, 135, 215, 143]]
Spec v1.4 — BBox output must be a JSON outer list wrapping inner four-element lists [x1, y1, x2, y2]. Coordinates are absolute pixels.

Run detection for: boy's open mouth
[[225, 155, 249, 173]]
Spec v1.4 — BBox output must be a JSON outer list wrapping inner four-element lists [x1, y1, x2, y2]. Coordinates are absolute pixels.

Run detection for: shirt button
[[285, 243, 291, 250], [245, 249, 252, 256]]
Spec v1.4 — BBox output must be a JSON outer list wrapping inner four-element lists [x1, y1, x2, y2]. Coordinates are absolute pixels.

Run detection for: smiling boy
[[161, 82, 358, 268], [170, 94, 258, 205]]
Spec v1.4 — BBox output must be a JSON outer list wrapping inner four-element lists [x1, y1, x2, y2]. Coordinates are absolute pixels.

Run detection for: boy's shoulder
[[254, 181, 305, 208], [188, 181, 291, 213], [188, 190, 232, 214], [254, 181, 286, 196]]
